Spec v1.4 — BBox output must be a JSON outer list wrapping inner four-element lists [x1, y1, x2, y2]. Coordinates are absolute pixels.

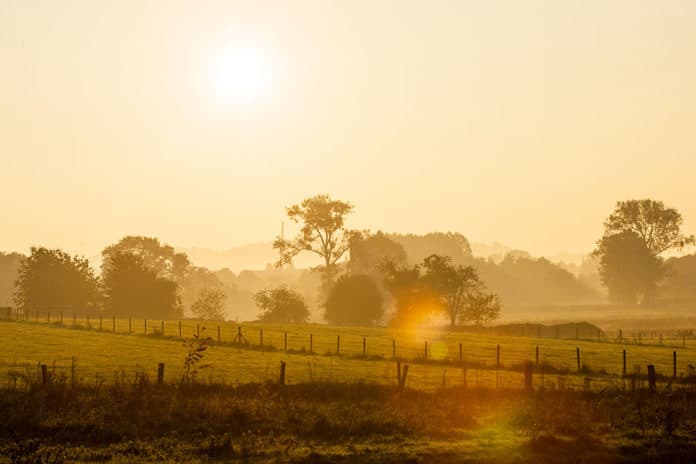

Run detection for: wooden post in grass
[[128, 317, 132, 334], [496, 344, 500, 367], [392, 339, 396, 359], [576, 347, 581, 372], [279, 361, 286, 386], [36, 310, 38, 323], [41, 364, 48, 385], [260, 328, 263, 346], [336, 335, 340, 355], [363, 337, 366, 356], [218, 325, 221, 342], [47, 312, 50, 324], [144, 319, 147, 335], [536, 346, 539, 365], [178, 321, 182, 338], [112, 315, 115, 332], [157, 363, 165, 385], [284, 332, 288, 351], [73, 313, 77, 327], [99, 315, 102, 331], [60, 312, 63, 325], [309, 333, 313, 353], [622, 349, 627, 377], [399, 364, 409, 391], [673, 351, 677, 378], [524, 361, 533, 391], [87, 313, 90, 328], [647, 364, 656, 392], [161, 320, 164, 336], [459, 343, 463, 362], [442, 369, 447, 388], [619, 329, 623, 343]]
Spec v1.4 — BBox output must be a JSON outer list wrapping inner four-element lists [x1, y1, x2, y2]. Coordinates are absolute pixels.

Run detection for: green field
[[3, 319, 695, 391]]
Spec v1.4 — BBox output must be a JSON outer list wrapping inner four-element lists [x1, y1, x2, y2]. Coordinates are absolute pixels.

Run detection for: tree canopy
[[191, 288, 227, 321], [102, 236, 190, 282], [422, 254, 481, 327], [324, 274, 384, 326], [273, 195, 357, 289], [348, 231, 407, 275], [14, 247, 99, 315], [254, 286, 309, 324]]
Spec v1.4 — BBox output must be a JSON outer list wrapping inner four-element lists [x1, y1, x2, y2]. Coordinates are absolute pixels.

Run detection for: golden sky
[[1, 0, 695, 259]]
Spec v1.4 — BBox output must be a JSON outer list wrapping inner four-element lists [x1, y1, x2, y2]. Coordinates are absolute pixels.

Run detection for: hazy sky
[[2, 0, 695, 260]]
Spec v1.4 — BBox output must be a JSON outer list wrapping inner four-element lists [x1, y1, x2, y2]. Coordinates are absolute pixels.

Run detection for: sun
[[209, 45, 273, 105]]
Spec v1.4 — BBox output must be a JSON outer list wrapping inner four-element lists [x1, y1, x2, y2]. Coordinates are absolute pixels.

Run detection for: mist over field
[[2, 1, 696, 463]]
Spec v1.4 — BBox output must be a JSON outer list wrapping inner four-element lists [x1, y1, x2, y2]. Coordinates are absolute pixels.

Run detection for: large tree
[[254, 286, 309, 324], [324, 274, 384, 326], [594, 231, 663, 304], [101, 251, 181, 319], [14, 247, 99, 316], [102, 236, 190, 282], [603, 200, 694, 255], [422, 254, 483, 327], [191, 288, 227, 321], [381, 260, 438, 328], [348, 231, 407, 275], [0, 252, 25, 307], [273, 195, 357, 288]]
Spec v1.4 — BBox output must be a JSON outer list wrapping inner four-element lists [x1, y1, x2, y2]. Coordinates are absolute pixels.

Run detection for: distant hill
[[178, 243, 321, 272]]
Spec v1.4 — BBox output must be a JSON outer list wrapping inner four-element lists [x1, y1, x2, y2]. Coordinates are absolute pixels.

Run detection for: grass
[[2, 319, 695, 391]]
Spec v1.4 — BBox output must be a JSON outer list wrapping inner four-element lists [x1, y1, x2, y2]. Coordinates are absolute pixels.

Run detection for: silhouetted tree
[[254, 286, 309, 324], [273, 195, 358, 289], [462, 291, 501, 326], [603, 200, 694, 255], [102, 236, 190, 282], [0, 251, 25, 307], [594, 231, 663, 304], [422, 254, 482, 327], [14, 247, 98, 316], [101, 252, 181, 319], [324, 274, 384, 326], [388, 232, 472, 265], [191, 288, 227, 321], [381, 260, 436, 327], [348, 231, 407, 275]]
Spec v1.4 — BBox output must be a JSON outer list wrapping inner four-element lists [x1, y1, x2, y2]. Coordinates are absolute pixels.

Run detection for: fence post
[[459, 343, 463, 362], [41, 364, 48, 385], [73, 313, 77, 327], [496, 344, 500, 366], [128, 317, 132, 335], [647, 364, 656, 392], [673, 351, 677, 378], [161, 320, 164, 336], [99, 315, 103, 331], [363, 337, 366, 356], [47, 312, 50, 324], [284, 332, 288, 351], [279, 361, 286, 386], [60, 312, 63, 325], [536, 346, 539, 365], [112, 315, 115, 332], [87, 313, 90, 328], [144, 319, 147, 335], [336, 335, 340, 355], [260, 328, 263, 346], [178, 320, 182, 338], [392, 339, 396, 359], [576, 347, 581, 372], [424, 341, 428, 361], [309, 333, 313, 353], [619, 329, 623, 343], [524, 361, 533, 391], [36, 310, 39, 323], [399, 364, 409, 391], [218, 325, 221, 342], [622, 349, 627, 377], [157, 363, 165, 385]]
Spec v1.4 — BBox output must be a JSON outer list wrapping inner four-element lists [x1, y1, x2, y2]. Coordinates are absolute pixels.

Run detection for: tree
[[603, 200, 694, 255], [273, 195, 357, 289], [101, 251, 181, 319], [388, 232, 472, 265], [594, 231, 663, 304], [254, 286, 309, 324], [381, 260, 437, 327], [191, 288, 227, 320], [462, 291, 501, 326], [324, 274, 384, 326], [102, 236, 190, 282], [422, 254, 482, 327], [14, 247, 98, 316], [0, 251, 25, 307], [348, 231, 407, 275]]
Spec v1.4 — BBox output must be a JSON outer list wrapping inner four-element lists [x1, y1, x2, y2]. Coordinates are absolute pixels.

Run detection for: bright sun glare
[[209, 45, 273, 105]]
